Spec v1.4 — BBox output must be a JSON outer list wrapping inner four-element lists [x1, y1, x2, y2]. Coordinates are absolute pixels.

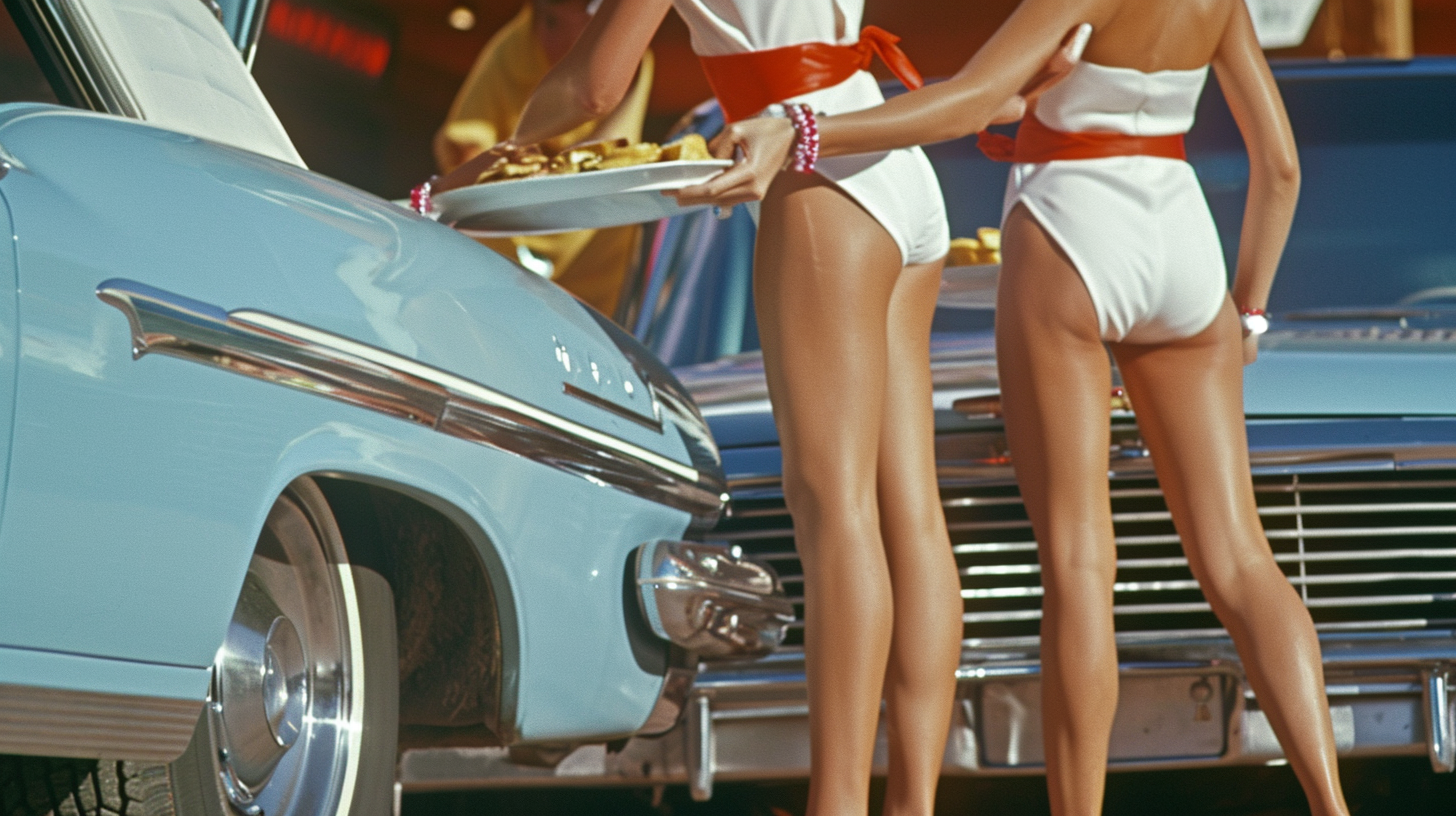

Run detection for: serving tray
[[434, 159, 733, 236]]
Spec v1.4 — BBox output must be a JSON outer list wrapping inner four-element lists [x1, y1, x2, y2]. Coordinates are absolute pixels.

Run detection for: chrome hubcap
[[263, 616, 307, 749], [206, 485, 360, 816]]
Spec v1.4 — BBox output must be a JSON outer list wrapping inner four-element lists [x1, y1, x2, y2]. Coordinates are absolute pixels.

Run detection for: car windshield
[[631, 61, 1456, 368], [1194, 65, 1456, 319]]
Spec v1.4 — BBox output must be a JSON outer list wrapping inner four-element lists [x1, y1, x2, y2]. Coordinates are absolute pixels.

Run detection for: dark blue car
[[604, 58, 1456, 796]]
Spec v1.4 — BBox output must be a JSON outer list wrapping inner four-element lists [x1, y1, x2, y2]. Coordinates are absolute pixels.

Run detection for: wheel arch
[[307, 474, 521, 748]]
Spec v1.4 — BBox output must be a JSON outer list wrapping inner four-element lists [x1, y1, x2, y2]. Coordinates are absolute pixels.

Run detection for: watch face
[[1243, 313, 1270, 335]]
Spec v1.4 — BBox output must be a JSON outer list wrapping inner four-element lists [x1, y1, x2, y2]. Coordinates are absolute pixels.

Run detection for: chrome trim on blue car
[[635, 540, 793, 659], [563, 382, 663, 433], [0, 682, 200, 761], [581, 308, 727, 532], [97, 279, 727, 521]]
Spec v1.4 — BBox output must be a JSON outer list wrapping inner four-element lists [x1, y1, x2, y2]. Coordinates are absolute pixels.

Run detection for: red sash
[[976, 111, 1187, 163], [698, 26, 923, 123]]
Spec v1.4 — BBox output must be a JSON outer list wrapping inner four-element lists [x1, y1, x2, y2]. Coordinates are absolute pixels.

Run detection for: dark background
[[251, 0, 1456, 200]]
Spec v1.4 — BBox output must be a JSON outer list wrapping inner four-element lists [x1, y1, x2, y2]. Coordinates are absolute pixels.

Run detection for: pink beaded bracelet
[[410, 177, 436, 214], [785, 103, 820, 174]]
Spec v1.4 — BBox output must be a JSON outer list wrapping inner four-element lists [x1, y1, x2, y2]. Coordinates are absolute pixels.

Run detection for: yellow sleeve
[[434, 5, 549, 173]]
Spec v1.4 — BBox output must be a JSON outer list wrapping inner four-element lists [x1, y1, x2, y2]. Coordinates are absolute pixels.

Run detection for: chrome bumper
[[634, 540, 794, 660], [396, 633, 1456, 799]]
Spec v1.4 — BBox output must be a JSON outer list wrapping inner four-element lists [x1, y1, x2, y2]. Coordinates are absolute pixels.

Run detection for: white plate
[[435, 159, 733, 236]]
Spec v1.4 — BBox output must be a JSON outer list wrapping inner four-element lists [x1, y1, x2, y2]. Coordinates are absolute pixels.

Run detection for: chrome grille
[[712, 469, 1456, 650]]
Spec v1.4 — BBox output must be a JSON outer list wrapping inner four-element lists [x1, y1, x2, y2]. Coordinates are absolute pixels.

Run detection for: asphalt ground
[[402, 756, 1456, 815]]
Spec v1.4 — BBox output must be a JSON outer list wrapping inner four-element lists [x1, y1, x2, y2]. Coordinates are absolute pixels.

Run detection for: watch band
[[1239, 307, 1269, 337]]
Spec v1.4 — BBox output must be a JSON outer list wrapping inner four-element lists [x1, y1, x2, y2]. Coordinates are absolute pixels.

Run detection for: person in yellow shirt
[[435, 0, 654, 316]]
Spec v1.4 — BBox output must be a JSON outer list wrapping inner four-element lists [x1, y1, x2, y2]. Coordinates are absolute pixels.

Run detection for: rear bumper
[[397, 632, 1456, 797]]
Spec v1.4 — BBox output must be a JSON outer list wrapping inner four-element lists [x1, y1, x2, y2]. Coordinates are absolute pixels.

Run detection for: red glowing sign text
[[265, 0, 391, 78]]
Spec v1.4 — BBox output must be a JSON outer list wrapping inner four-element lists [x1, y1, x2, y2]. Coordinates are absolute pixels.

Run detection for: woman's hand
[[988, 23, 1090, 124], [433, 140, 521, 194], [668, 116, 796, 208], [990, 95, 1028, 125], [1243, 332, 1259, 365]]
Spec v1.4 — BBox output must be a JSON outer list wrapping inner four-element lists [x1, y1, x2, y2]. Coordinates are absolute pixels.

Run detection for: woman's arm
[[434, 0, 671, 193], [817, 0, 1102, 155], [1211, 0, 1300, 362], [584, 50, 657, 144], [673, 1, 1100, 207], [513, 0, 671, 144]]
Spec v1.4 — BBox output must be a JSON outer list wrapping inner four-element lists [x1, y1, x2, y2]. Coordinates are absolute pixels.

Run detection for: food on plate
[[547, 147, 602, 175], [472, 143, 549, 183], [660, 133, 712, 161], [472, 135, 714, 185], [948, 228, 1002, 266], [976, 226, 1001, 252], [598, 140, 663, 169]]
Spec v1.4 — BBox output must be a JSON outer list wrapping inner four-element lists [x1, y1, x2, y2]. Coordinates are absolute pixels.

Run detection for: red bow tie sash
[[699, 26, 924, 123]]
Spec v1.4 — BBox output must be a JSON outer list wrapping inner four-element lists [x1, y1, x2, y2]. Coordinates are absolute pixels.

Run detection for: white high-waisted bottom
[[1002, 155, 1228, 344], [747, 71, 951, 268]]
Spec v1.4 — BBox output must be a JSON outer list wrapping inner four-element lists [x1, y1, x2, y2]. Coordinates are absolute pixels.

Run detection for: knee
[[881, 495, 948, 547], [1039, 540, 1117, 605], [782, 468, 877, 540], [1190, 540, 1289, 610]]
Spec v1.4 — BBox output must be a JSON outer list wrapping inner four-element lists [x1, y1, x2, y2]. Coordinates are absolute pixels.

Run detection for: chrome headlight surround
[[635, 540, 794, 660]]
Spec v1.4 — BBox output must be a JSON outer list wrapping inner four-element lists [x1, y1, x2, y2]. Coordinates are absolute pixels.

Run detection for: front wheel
[[169, 477, 398, 816], [0, 479, 399, 816]]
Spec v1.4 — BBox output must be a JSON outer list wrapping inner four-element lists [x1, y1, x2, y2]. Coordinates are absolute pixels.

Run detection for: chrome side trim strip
[[97, 280, 725, 521], [563, 382, 663, 433], [0, 682, 200, 761]]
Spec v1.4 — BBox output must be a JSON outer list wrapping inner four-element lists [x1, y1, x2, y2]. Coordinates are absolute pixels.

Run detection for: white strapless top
[[671, 0, 860, 56], [1034, 61, 1210, 136], [668, 0, 950, 266]]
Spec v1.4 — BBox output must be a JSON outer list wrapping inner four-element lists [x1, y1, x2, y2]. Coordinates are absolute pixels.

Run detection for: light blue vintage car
[[0, 0, 790, 814]]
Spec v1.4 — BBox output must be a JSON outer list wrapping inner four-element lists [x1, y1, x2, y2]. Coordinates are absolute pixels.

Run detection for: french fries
[[473, 134, 714, 185], [948, 228, 1002, 266]]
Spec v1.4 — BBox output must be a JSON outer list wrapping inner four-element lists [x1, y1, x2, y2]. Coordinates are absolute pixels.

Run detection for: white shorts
[[753, 71, 951, 268], [1003, 155, 1228, 344]]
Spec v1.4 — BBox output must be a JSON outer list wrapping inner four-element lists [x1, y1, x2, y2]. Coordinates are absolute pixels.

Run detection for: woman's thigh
[[753, 172, 904, 515], [996, 204, 1115, 564], [1109, 301, 1271, 583], [877, 257, 946, 540]]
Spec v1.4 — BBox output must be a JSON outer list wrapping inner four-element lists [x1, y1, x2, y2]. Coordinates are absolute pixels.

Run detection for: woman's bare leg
[[755, 171, 902, 816], [1111, 306, 1351, 816], [878, 257, 962, 816], [996, 204, 1120, 816]]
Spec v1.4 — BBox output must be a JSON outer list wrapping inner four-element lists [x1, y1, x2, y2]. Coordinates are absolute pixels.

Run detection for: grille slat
[[959, 548, 1456, 577], [953, 541, 1040, 555], [716, 467, 1456, 650], [1258, 501, 1456, 516], [1266, 525, 1456, 539]]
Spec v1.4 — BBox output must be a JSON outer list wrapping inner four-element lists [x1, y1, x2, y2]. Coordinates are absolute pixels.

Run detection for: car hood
[[0, 105, 710, 475], [678, 335, 999, 449], [1245, 327, 1456, 416], [679, 329, 1456, 449]]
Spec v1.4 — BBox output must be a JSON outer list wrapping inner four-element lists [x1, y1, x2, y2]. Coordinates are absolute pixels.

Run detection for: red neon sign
[[265, 0, 392, 79]]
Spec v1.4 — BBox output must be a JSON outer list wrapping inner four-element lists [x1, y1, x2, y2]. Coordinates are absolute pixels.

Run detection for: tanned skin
[[676, 2, 1348, 815], [432, 3, 1071, 814]]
